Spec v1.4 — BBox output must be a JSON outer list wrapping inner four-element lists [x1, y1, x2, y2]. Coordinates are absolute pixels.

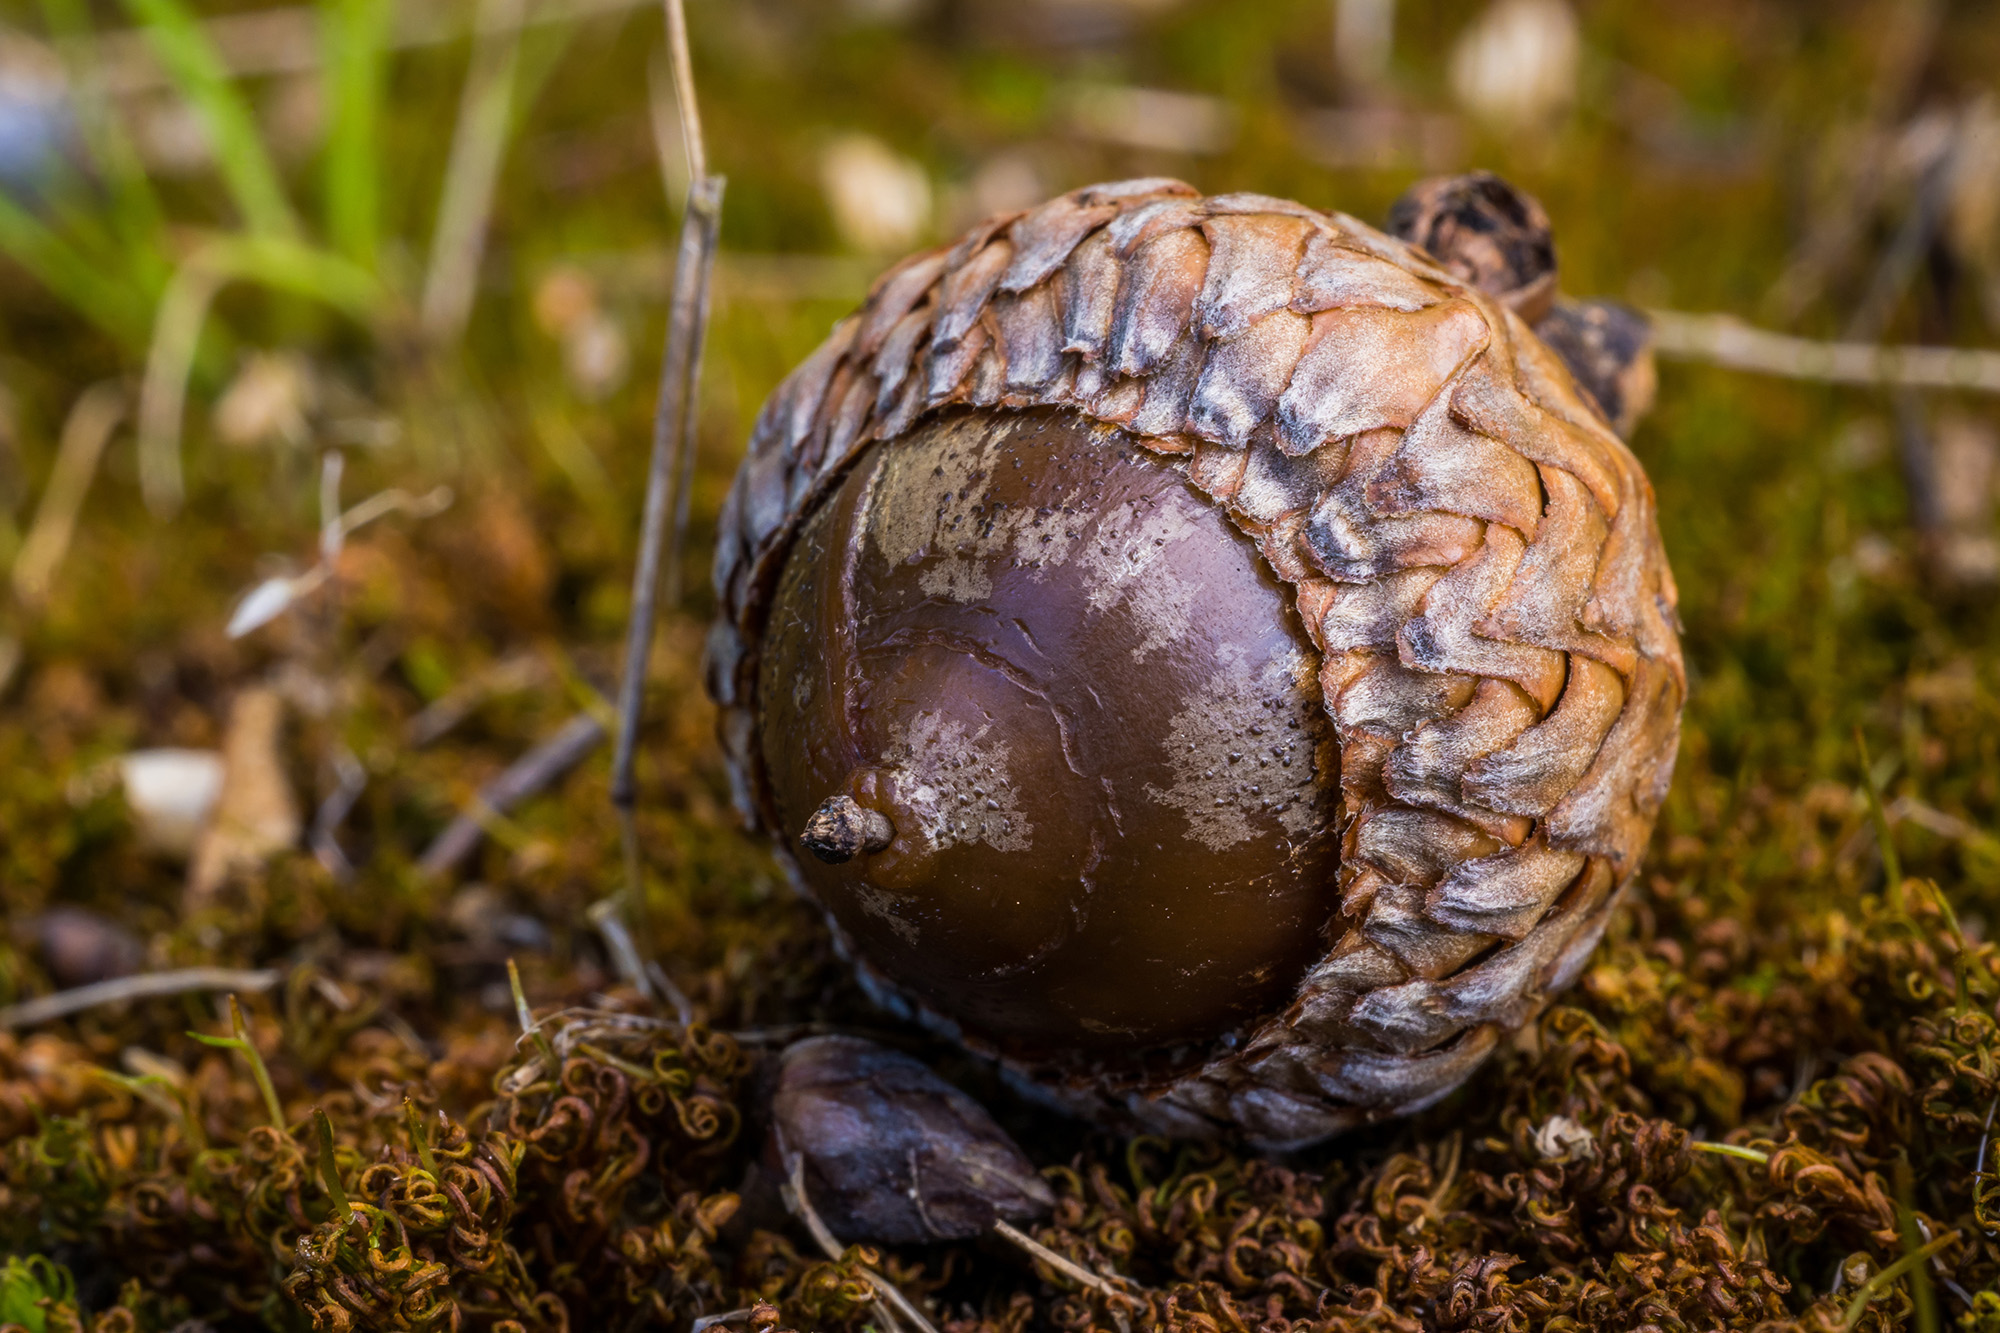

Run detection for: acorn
[[707, 175, 1683, 1148]]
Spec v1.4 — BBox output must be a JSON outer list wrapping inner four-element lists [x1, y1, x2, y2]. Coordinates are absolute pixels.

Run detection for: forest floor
[[1, 1, 1999, 1329]]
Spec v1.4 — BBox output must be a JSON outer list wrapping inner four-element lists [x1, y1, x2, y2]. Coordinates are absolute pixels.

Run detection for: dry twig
[[606, 0, 724, 1002], [406, 650, 547, 746], [783, 1153, 942, 1333], [418, 711, 605, 876], [1761, 0, 1945, 323], [420, 0, 527, 342], [0, 967, 280, 1029], [309, 747, 367, 883], [991, 1219, 1144, 1305], [1650, 310, 2000, 394], [12, 381, 126, 608], [611, 0, 724, 813]]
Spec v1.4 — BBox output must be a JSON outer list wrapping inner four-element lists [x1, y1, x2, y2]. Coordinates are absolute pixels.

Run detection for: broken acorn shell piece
[[707, 178, 1683, 1149], [768, 1035, 1054, 1244]]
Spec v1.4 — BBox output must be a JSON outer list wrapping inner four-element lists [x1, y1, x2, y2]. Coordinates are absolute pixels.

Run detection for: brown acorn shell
[[706, 179, 1684, 1149]]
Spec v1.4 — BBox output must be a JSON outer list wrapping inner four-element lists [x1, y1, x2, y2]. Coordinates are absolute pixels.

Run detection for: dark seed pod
[[1386, 171, 1558, 323], [32, 906, 143, 989], [709, 177, 1683, 1148], [1530, 298, 1657, 438], [1386, 175, 1656, 438], [767, 1035, 1054, 1244]]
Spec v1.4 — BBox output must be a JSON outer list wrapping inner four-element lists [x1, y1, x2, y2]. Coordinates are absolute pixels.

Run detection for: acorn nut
[[708, 175, 1684, 1149]]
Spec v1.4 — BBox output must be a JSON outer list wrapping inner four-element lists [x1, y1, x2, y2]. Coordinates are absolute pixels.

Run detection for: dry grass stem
[[660, 0, 705, 182], [406, 650, 548, 746], [419, 711, 605, 875], [1651, 310, 2000, 394], [991, 1219, 1144, 1304], [646, 44, 690, 207], [1690, 1141, 1773, 1164], [137, 261, 226, 515], [11, 380, 127, 608], [784, 1154, 942, 1333], [308, 748, 367, 882], [0, 966, 280, 1029], [419, 0, 527, 343], [587, 896, 658, 1003], [610, 175, 722, 812]]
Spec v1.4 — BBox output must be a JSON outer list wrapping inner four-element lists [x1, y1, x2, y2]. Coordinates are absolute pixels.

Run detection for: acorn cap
[[707, 179, 1683, 1149]]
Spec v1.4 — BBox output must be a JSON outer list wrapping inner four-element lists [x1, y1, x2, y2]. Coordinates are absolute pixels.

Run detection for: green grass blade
[[1855, 727, 1902, 890], [0, 189, 149, 351], [321, 0, 392, 266], [38, 0, 172, 279], [137, 233, 388, 512], [119, 0, 301, 241], [223, 236, 391, 315], [419, 0, 527, 341]]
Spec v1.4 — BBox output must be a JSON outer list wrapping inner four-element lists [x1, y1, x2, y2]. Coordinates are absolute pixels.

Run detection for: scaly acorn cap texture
[[706, 178, 1684, 1149]]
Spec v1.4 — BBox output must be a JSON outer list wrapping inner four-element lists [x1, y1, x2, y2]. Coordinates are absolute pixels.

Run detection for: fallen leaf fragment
[[187, 687, 301, 906]]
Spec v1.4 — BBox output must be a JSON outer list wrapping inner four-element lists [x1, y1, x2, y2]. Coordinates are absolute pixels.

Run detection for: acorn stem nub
[[800, 795, 894, 864]]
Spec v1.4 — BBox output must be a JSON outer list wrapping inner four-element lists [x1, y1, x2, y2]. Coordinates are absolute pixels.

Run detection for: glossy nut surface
[[757, 407, 1339, 1056]]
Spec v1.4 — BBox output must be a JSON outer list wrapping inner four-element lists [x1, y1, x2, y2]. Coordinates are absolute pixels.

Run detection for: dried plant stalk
[[1651, 310, 2000, 394]]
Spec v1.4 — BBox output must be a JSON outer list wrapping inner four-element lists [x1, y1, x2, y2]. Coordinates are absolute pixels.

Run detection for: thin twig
[[662, 204, 721, 610], [309, 747, 367, 883], [1848, 124, 1959, 342], [587, 896, 657, 1005], [418, 712, 605, 876], [611, 176, 724, 811], [1975, 1093, 1997, 1179], [406, 651, 547, 747], [1888, 795, 2000, 850], [1894, 391, 1946, 542], [1649, 310, 2000, 395], [689, 1310, 753, 1333], [784, 1154, 942, 1333], [12, 380, 127, 608], [0, 967, 280, 1030], [1761, 0, 1944, 323], [420, 0, 527, 343], [991, 1219, 1145, 1305], [613, 0, 722, 811], [645, 961, 696, 1027], [784, 1152, 850, 1264]]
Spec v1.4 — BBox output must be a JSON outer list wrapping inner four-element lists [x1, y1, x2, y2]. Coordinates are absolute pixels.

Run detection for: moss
[[3, 0, 2000, 1328]]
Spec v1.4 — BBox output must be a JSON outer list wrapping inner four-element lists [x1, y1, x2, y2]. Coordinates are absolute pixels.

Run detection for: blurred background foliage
[[0, 0, 1998, 1330]]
